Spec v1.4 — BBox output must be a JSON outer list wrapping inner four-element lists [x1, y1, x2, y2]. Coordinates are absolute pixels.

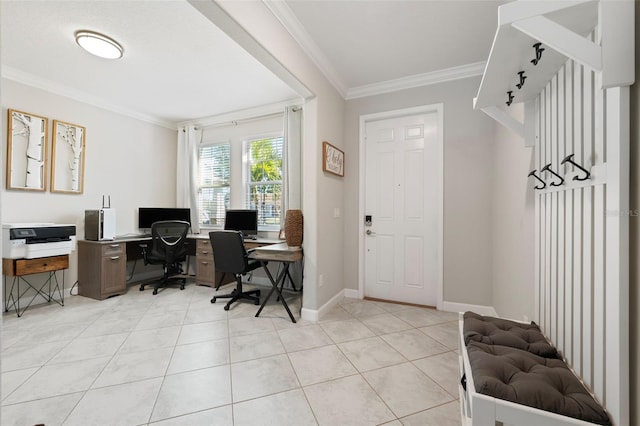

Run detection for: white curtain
[[281, 106, 303, 229], [176, 125, 201, 234]]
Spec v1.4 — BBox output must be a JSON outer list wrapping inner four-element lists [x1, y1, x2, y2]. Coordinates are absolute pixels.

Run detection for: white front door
[[363, 110, 441, 306]]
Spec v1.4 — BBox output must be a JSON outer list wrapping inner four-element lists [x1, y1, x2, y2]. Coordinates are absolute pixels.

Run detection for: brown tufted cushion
[[467, 341, 611, 425], [463, 311, 558, 358]]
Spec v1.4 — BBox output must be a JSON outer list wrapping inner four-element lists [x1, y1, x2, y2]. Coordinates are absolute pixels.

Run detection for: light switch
[[333, 207, 340, 218]]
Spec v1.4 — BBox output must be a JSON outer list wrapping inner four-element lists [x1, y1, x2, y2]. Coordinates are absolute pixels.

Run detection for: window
[[197, 134, 284, 230], [246, 136, 283, 228], [198, 143, 230, 225]]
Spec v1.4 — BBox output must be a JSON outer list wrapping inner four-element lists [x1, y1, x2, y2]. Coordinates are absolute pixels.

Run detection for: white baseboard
[[441, 301, 497, 316], [292, 291, 497, 322], [301, 288, 357, 322], [300, 307, 317, 322], [343, 288, 359, 299]]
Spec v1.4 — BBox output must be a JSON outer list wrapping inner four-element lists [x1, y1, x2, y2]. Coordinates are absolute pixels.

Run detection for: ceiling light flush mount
[[75, 30, 123, 59]]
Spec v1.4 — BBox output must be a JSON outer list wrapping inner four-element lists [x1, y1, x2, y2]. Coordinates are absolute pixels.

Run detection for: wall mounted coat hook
[[516, 71, 527, 89], [528, 170, 546, 190], [506, 91, 514, 106], [561, 153, 591, 181], [531, 42, 545, 65], [541, 163, 564, 186]]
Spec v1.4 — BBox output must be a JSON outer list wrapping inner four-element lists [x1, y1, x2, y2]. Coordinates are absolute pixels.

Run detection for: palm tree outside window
[[246, 136, 283, 228]]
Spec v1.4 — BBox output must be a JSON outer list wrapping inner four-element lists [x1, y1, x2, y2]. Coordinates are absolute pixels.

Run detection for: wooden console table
[[3, 255, 68, 317]]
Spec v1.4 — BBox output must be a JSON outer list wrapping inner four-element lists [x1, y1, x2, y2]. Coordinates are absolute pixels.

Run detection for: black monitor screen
[[224, 209, 258, 236], [138, 208, 191, 229]]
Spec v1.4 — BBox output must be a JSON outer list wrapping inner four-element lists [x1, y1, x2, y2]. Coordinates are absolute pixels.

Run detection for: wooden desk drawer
[[196, 256, 215, 282], [4, 255, 69, 276], [196, 239, 212, 256], [102, 243, 125, 256]]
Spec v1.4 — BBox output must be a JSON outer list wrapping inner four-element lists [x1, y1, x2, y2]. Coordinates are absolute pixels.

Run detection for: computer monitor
[[224, 209, 258, 237], [138, 207, 191, 230]]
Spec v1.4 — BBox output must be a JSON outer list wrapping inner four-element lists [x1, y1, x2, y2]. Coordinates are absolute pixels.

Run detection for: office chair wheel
[[254, 299, 260, 305], [224, 304, 230, 311], [152, 288, 158, 295], [139, 285, 144, 291], [180, 284, 185, 290], [211, 297, 217, 304]]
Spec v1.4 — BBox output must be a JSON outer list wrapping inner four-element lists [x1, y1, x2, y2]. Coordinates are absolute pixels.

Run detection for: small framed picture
[[51, 120, 86, 193], [322, 141, 344, 177], [6, 109, 49, 191]]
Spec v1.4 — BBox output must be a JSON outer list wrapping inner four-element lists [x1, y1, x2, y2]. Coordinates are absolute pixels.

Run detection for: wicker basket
[[284, 209, 303, 248]]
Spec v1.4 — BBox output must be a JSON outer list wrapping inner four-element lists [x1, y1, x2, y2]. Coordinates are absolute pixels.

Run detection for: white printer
[[3, 223, 77, 259]]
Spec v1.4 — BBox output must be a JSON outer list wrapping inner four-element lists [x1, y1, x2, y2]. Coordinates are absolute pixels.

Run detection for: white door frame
[[358, 104, 444, 309]]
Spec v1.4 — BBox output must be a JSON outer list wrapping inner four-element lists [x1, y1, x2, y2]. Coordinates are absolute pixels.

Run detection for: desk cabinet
[[195, 239, 215, 286], [78, 241, 126, 300], [194, 239, 233, 287]]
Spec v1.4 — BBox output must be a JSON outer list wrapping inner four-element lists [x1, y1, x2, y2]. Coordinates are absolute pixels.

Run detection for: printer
[[3, 223, 77, 259]]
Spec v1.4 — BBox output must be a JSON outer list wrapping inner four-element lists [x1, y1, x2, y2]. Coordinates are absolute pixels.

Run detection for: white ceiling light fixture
[[75, 30, 123, 59]]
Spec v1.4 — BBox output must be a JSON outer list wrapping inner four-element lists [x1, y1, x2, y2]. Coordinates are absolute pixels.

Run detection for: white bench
[[458, 312, 610, 426]]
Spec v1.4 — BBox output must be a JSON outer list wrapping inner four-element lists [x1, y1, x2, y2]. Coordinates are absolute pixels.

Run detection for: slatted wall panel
[[533, 52, 629, 425]]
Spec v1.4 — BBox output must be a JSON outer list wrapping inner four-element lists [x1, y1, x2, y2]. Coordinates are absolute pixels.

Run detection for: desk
[[3, 255, 68, 317], [251, 243, 303, 323], [77, 235, 280, 300]]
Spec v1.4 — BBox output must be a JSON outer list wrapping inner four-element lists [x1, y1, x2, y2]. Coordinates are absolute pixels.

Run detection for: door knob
[[366, 229, 376, 236]]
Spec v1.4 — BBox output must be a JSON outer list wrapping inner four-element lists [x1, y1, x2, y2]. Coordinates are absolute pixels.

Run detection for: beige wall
[[210, 0, 347, 312], [344, 77, 496, 307], [629, 2, 639, 423], [1, 78, 178, 286]]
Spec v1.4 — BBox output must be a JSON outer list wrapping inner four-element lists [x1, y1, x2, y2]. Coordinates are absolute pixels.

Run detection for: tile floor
[[1, 280, 462, 426]]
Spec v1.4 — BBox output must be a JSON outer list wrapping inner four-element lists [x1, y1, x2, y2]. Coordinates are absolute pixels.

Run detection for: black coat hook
[[561, 154, 591, 181], [528, 170, 546, 190], [516, 71, 527, 89], [531, 42, 545, 65], [506, 91, 514, 106], [541, 163, 564, 186]]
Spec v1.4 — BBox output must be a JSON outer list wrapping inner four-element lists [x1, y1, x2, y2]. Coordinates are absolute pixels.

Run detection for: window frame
[[197, 140, 231, 229], [243, 132, 284, 232], [197, 131, 285, 232]]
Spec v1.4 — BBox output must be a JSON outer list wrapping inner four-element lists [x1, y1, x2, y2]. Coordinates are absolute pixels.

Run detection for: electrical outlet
[[319, 274, 324, 287]]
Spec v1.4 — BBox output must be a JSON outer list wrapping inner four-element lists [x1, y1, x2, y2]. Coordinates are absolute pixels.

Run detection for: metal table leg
[[255, 261, 296, 323], [4, 270, 65, 317]]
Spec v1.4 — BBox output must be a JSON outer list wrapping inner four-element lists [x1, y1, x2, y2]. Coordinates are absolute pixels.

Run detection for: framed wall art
[[51, 120, 86, 193], [322, 141, 344, 177], [7, 109, 48, 191]]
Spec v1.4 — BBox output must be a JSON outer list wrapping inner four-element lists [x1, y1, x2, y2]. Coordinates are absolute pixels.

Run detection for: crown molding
[[1, 65, 177, 129], [346, 61, 486, 100], [262, 1, 486, 101], [263, 0, 348, 98]]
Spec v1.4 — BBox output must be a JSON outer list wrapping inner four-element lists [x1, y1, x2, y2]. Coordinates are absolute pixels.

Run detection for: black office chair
[[209, 230, 264, 310], [140, 220, 190, 295]]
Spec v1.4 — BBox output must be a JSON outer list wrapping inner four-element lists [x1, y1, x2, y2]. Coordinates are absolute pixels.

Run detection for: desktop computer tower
[[85, 209, 116, 241]]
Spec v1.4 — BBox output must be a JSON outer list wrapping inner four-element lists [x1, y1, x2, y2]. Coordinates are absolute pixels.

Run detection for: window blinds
[[246, 136, 284, 227], [198, 143, 230, 225]]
